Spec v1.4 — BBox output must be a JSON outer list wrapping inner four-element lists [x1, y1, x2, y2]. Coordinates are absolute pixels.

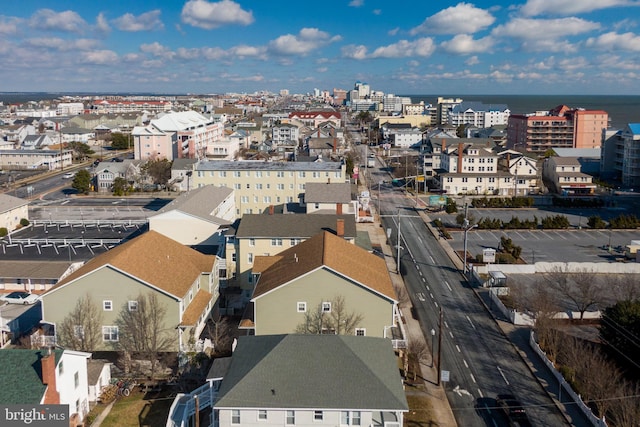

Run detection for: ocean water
[[2, 92, 639, 130], [406, 95, 640, 130]]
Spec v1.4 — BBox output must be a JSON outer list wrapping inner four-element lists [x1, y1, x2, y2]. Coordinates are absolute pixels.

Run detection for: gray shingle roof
[[304, 182, 353, 204], [0, 349, 62, 404], [236, 214, 356, 238], [0, 193, 29, 214], [214, 335, 408, 411], [154, 185, 233, 223]]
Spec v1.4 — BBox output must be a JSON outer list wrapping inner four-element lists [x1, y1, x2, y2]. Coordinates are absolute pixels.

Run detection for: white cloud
[[373, 9, 381, 15], [268, 28, 340, 56], [520, 0, 639, 17], [0, 16, 23, 35], [465, 55, 480, 65], [81, 50, 118, 64], [229, 45, 266, 58], [388, 27, 399, 36], [95, 12, 110, 33], [410, 3, 495, 35], [341, 44, 368, 59], [491, 17, 600, 46], [113, 10, 163, 32], [29, 9, 87, 33], [586, 31, 640, 52], [201, 47, 228, 60], [440, 34, 494, 54], [370, 38, 436, 58], [140, 42, 174, 59], [181, 0, 254, 30], [349, 0, 364, 6], [25, 37, 99, 51]]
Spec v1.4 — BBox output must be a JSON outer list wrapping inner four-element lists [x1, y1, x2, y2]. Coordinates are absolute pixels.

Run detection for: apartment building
[[543, 156, 595, 195], [288, 111, 342, 128], [0, 149, 73, 170], [192, 160, 347, 218], [90, 99, 172, 114], [507, 105, 608, 153], [436, 97, 463, 125], [133, 111, 224, 160], [448, 101, 510, 128], [271, 123, 299, 145]]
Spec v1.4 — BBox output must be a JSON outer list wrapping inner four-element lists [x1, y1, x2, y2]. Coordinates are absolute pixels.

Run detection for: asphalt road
[[362, 153, 579, 426]]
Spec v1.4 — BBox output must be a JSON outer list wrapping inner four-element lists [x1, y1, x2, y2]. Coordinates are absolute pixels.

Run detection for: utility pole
[[437, 307, 443, 386], [396, 209, 401, 274]]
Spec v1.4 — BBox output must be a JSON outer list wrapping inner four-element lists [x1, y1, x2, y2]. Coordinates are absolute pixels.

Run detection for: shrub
[[541, 214, 570, 229], [0, 227, 7, 237], [20, 218, 29, 226], [587, 215, 607, 229]]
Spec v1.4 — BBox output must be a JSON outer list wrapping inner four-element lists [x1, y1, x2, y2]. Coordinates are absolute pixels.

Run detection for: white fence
[[476, 261, 640, 275], [529, 331, 607, 427]]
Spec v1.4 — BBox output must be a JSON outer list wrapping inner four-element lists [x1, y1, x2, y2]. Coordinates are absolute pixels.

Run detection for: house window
[[352, 411, 361, 425], [103, 300, 112, 311], [231, 409, 241, 424], [341, 411, 361, 425], [297, 302, 307, 312], [256, 183, 263, 190], [258, 410, 267, 421], [102, 326, 119, 342], [128, 301, 138, 311], [271, 238, 283, 246], [322, 302, 331, 312], [314, 410, 323, 421], [249, 238, 255, 247], [286, 410, 295, 425], [355, 328, 366, 336], [341, 412, 350, 425], [290, 238, 301, 246], [248, 253, 253, 264], [74, 371, 80, 388]]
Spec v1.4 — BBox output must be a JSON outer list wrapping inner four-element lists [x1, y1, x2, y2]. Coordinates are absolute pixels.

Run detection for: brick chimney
[[41, 349, 60, 404], [336, 218, 345, 237], [333, 137, 337, 153], [269, 205, 274, 215], [457, 142, 464, 173], [441, 139, 446, 151], [336, 203, 343, 215]]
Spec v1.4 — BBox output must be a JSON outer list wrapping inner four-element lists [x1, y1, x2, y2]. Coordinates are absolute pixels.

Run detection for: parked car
[[111, 157, 124, 162], [62, 172, 75, 179], [1, 291, 40, 305], [496, 394, 530, 426]]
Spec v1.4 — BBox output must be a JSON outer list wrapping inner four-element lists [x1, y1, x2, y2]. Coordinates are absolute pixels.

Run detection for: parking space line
[[553, 231, 568, 240], [527, 231, 540, 240]]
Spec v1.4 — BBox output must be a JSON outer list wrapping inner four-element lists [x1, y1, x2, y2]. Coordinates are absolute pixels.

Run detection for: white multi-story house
[[435, 141, 539, 195], [56, 102, 84, 115], [192, 160, 347, 218], [448, 101, 510, 128], [0, 149, 73, 170]]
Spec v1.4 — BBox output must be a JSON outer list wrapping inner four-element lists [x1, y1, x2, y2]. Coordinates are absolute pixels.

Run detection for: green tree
[[110, 133, 131, 150], [67, 141, 94, 161], [600, 300, 640, 365], [112, 177, 128, 196], [71, 169, 92, 194], [142, 158, 172, 186]]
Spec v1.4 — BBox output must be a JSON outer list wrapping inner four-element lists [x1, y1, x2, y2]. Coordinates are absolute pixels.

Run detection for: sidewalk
[[359, 221, 458, 427]]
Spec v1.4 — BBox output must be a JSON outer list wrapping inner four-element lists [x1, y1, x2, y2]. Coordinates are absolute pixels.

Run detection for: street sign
[[441, 370, 450, 382]]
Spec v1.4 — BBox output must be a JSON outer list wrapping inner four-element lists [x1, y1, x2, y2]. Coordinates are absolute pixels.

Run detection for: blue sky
[[1, 0, 640, 95]]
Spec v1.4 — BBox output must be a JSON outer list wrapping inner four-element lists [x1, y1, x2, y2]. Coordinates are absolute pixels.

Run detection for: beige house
[[230, 214, 357, 295], [304, 182, 356, 215], [243, 231, 398, 338], [40, 231, 216, 352], [149, 185, 235, 247], [0, 193, 29, 232], [543, 156, 596, 195], [191, 160, 347, 218]]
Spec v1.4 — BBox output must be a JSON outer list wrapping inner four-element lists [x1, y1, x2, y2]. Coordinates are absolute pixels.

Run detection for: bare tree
[[609, 274, 640, 302], [205, 316, 234, 355], [116, 293, 173, 379], [393, 282, 410, 308], [295, 296, 364, 335], [546, 267, 601, 320], [529, 280, 563, 363], [405, 332, 429, 380], [610, 380, 640, 427], [58, 294, 103, 352]]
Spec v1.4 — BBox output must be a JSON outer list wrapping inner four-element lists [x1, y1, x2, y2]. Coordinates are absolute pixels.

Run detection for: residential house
[[191, 160, 347, 218], [543, 156, 596, 195], [287, 111, 342, 128], [90, 99, 172, 114], [86, 359, 111, 403], [0, 348, 91, 424], [213, 335, 408, 427], [1, 301, 42, 346], [169, 158, 197, 192], [94, 160, 141, 193], [304, 182, 356, 216], [21, 134, 55, 150], [0, 260, 76, 293], [60, 127, 95, 144], [149, 185, 235, 247], [40, 231, 217, 352], [271, 123, 299, 145], [0, 149, 73, 171], [231, 215, 357, 296], [1, 124, 36, 145], [388, 126, 423, 148], [69, 113, 146, 134], [306, 137, 340, 158], [419, 130, 458, 179], [0, 193, 29, 231], [244, 231, 398, 337]]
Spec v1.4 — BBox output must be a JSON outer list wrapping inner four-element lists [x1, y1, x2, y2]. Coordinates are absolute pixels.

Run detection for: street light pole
[[437, 308, 443, 386], [430, 329, 436, 368], [463, 220, 478, 275]]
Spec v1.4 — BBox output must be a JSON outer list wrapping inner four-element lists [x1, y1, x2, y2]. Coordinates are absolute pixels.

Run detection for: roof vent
[[294, 253, 298, 263]]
